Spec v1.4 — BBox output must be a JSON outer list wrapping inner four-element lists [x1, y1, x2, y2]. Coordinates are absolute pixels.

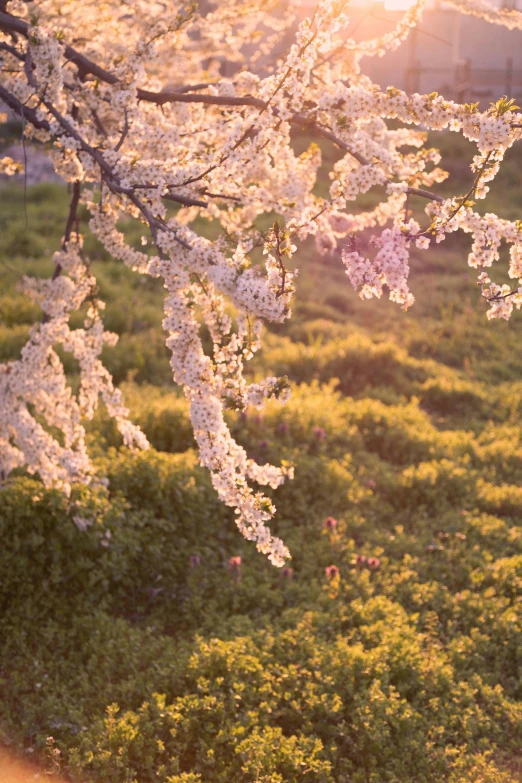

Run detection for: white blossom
[[1, 0, 522, 563]]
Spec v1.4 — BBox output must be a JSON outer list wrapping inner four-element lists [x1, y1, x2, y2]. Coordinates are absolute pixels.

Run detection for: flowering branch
[[1, 0, 522, 563]]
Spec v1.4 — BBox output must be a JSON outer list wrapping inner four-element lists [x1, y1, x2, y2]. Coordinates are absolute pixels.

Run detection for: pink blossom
[[322, 516, 338, 529], [325, 565, 340, 580], [228, 556, 242, 570]]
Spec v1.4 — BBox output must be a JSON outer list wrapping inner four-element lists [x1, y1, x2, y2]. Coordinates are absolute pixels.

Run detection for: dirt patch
[[0, 745, 68, 782]]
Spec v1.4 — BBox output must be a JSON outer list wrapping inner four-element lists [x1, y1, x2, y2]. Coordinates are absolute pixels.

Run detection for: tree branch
[[42, 179, 81, 323], [58, 181, 81, 264], [201, 190, 241, 202], [110, 182, 208, 208], [0, 40, 24, 61], [113, 108, 129, 152], [136, 87, 263, 108], [406, 187, 445, 203], [0, 84, 51, 130], [0, 9, 388, 173], [0, 10, 119, 84], [162, 193, 208, 208], [0, 9, 456, 225], [486, 287, 520, 302]]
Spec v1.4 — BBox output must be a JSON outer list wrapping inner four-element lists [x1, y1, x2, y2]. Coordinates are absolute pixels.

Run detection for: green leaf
[[490, 96, 520, 116]]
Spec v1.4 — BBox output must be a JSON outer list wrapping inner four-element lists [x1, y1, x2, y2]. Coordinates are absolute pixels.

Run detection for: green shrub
[[3, 148, 522, 783]]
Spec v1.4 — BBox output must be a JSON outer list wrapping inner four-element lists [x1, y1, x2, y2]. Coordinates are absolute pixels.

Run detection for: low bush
[[2, 165, 522, 781]]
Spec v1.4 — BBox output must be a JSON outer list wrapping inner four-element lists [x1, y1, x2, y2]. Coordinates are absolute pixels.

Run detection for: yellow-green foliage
[[2, 141, 522, 782]]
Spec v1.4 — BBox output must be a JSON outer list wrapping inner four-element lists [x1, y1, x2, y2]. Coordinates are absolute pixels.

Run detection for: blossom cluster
[[0, 238, 148, 494], [1, 0, 522, 562]]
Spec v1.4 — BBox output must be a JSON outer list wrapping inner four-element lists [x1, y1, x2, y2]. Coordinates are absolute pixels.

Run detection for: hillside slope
[[1, 134, 522, 782]]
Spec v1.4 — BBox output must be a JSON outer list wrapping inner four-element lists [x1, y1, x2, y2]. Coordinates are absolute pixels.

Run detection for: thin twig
[[114, 108, 129, 152], [162, 193, 208, 208], [406, 187, 445, 203], [0, 84, 51, 130], [108, 182, 208, 208], [201, 190, 241, 202], [486, 287, 520, 302], [0, 40, 24, 60], [273, 224, 287, 298], [42, 179, 81, 323], [90, 108, 108, 138]]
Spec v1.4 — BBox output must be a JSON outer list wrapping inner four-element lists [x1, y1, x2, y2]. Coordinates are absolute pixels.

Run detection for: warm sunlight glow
[[383, 0, 417, 9], [0, 747, 67, 783]]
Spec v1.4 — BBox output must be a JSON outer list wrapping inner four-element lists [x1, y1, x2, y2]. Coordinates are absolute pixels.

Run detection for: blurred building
[[298, 0, 522, 103], [362, 3, 522, 102]]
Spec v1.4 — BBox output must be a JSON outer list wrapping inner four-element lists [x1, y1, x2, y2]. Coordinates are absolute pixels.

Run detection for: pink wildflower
[[322, 516, 338, 529], [325, 565, 339, 579]]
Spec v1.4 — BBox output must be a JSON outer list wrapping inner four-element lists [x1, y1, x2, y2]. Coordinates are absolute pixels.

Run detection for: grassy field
[[1, 131, 522, 782]]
